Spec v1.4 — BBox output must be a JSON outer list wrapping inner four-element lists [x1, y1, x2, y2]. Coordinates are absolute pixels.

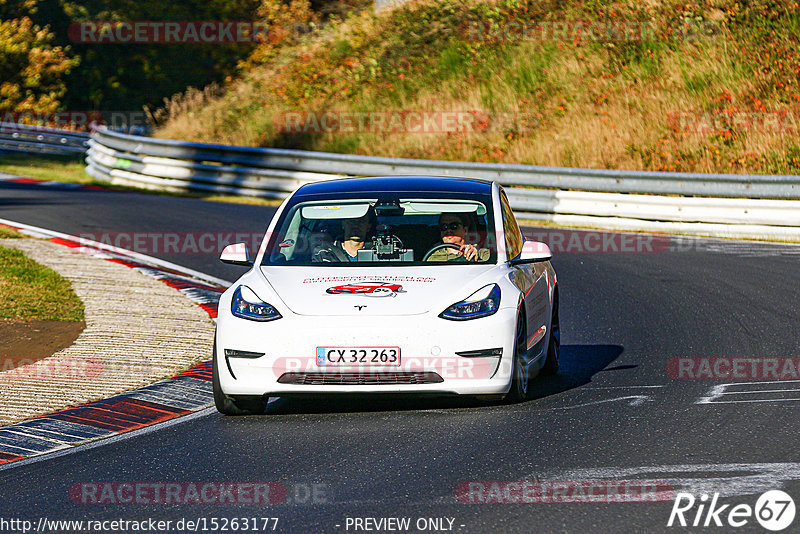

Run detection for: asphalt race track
[[2, 180, 800, 533]]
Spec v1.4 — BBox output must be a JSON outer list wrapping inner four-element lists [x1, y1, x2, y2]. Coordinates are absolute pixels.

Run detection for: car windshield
[[261, 194, 497, 266]]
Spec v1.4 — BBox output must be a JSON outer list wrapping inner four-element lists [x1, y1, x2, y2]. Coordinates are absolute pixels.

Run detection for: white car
[[213, 176, 559, 414]]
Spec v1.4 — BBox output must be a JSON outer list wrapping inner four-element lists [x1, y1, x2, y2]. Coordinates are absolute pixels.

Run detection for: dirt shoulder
[[0, 318, 84, 368], [0, 231, 87, 369]]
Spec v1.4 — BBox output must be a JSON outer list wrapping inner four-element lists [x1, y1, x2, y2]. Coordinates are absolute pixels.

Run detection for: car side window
[[500, 189, 523, 259]]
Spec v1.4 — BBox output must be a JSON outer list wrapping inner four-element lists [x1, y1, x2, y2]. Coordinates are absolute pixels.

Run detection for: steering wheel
[[422, 243, 463, 261]]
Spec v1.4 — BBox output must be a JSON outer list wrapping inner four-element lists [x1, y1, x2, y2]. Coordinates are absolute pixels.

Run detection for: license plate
[[316, 346, 401, 366]]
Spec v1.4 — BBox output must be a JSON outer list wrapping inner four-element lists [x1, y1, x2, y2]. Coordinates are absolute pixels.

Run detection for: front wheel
[[504, 309, 530, 403], [212, 347, 268, 416]]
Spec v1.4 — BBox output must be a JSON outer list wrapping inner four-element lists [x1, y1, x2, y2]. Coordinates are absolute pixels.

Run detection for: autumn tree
[[0, 9, 77, 114]]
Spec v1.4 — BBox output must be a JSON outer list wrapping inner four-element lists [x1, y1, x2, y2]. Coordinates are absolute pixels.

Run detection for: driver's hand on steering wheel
[[460, 244, 478, 261]]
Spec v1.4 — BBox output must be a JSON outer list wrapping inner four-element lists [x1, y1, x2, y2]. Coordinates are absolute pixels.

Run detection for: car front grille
[[277, 371, 444, 386]]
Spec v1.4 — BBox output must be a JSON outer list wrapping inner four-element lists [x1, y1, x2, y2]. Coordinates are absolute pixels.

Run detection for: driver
[[427, 212, 490, 262], [313, 208, 376, 262]]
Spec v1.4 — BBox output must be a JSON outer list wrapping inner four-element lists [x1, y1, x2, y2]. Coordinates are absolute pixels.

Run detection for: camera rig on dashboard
[[357, 224, 413, 261]]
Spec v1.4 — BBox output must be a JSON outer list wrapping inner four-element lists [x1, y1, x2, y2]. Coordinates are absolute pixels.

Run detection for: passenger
[[427, 212, 490, 262], [313, 208, 376, 262]]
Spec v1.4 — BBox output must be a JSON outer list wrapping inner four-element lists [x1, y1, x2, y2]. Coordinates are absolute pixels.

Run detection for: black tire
[[212, 347, 268, 416], [541, 293, 560, 376], [504, 309, 530, 403]]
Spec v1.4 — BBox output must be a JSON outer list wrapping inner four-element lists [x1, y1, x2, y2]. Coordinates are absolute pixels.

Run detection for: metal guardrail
[[88, 128, 800, 199], [3, 120, 797, 239], [0, 123, 789, 239], [0, 122, 89, 155], [83, 127, 800, 239]]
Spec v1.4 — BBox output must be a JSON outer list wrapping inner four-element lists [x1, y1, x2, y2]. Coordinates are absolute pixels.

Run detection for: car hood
[[257, 265, 499, 316]]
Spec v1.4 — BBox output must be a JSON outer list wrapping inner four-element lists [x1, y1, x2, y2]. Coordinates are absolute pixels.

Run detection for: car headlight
[[231, 286, 282, 322], [439, 284, 500, 321]]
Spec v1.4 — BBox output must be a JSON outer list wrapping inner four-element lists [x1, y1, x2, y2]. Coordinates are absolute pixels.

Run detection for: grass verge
[[0, 226, 22, 239], [0, 244, 85, 322], [0, 153, 89, 183], [154, 0, 800, 176]]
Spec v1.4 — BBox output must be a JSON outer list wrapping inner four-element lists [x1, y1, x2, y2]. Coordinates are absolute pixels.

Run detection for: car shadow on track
[[254, 344, 624, 416], [527, 343, 625, 401]]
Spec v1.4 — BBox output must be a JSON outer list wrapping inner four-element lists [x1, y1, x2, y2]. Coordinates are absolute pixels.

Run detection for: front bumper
[[215, 307, 518, 397]]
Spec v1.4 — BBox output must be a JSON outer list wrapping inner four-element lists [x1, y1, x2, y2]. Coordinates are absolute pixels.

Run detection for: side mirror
[[220, 243, 253, 266], [511, 241, 552, 264]]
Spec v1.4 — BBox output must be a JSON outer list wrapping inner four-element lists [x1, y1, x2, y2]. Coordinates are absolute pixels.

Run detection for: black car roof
[[293, 176, 494, 198]]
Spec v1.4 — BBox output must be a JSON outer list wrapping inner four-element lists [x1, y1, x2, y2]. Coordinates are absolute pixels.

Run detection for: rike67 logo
[[668, 490, 796, 531]]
